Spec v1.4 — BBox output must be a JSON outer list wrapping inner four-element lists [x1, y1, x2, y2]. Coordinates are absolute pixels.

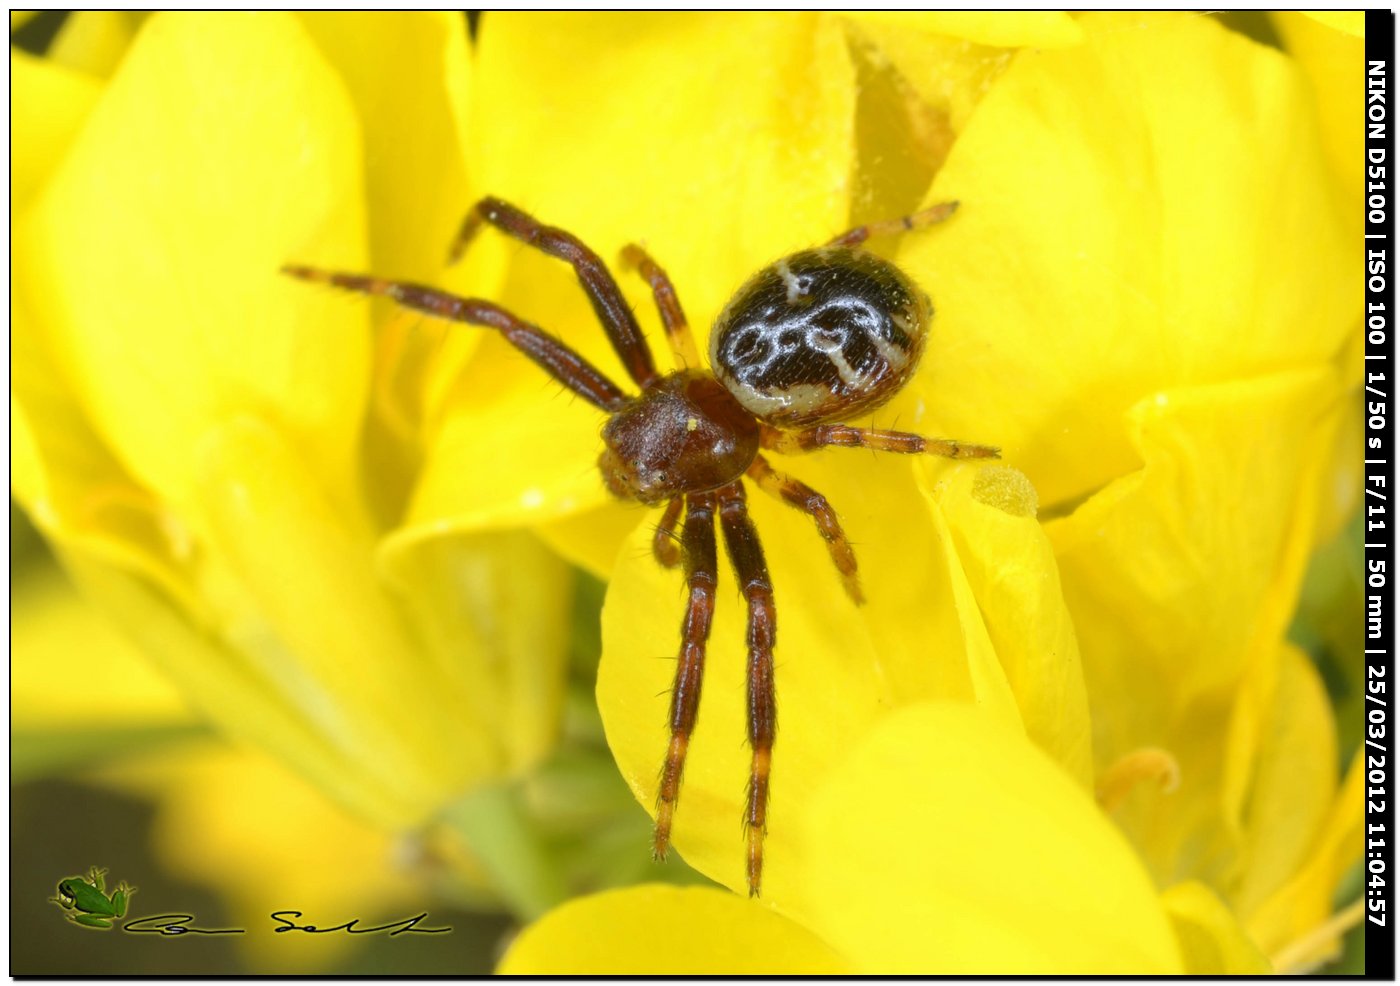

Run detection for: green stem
[[440, 780, 567, 922]]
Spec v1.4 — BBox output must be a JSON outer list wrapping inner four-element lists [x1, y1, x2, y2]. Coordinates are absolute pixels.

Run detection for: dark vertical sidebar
[[1365, 8, 1395, 981]]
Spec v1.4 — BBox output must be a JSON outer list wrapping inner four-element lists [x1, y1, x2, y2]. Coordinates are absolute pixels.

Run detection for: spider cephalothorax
[[284, 196, 998, 897]]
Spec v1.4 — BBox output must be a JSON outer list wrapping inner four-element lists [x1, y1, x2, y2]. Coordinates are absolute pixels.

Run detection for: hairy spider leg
[[746, 455, 863, 606], [827, 199, 960, 248], [654, 491, 720, 861], [760, 423, 1000, 460], [281, 267, 629, 412], [447, 197, 661, 389], [717, 482, 777, 898], [619, 243, 703, 372], [653, 496, 685, 569]]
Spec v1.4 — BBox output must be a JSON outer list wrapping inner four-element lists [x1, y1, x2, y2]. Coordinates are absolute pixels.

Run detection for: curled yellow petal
[[927, 461, 1092, 785]]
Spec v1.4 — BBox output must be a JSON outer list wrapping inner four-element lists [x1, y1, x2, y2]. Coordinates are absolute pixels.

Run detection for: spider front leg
[[280, 267, 629, 412], [717, 482, 777, 897], [827, 200, 959, 248], [619, 243, 702, 371], [654, 492, 719, 861], [760, 424, 1000, 460], [652, 496, 685, 569], [746, 455, 863, 605], [447, 197, 661, 388]]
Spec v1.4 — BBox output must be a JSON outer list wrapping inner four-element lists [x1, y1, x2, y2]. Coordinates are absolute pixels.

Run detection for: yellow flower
[[429, 11, 1360, 972], [14, 10, 1361, 974], [13, 9, 572, 904]]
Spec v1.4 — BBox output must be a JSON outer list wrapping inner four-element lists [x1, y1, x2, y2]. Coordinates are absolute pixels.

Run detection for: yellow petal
[[1161, 881, 1271, 974], [191, 416, 486, 825], [1049, 368, 1340, 751], [535, 500, 650, 581], [12, 554, 202, 780], [1048, 369, 1342, 881], [845, 11, 1084, 49], [11, 51, 176, 594], [1232, 644, 1339, 918], [12, 556, 192, 732], [11, 49, 101, 208], [895, 10, 1355, 510], [53, 541, 378, 825], [22, 11, 370, 513], [295, 15, 476, 509], [376, 524, 573, 774], [1273, 12, 1366, 229], [839, 12, 1083, 209], [497, 885, 850, 975], [598, 455, 1016, 898], [296, 12, 472, 282], [292, 12, 477, 523], [13, 267, 200, 617], [48, 11, 142, 78], [1300, 11, 1366, 37], [1247, 749, 1365, 966], [410, 13, 855, 544], [926, 462, 1093, 785], [795, 703, 1183, 973]]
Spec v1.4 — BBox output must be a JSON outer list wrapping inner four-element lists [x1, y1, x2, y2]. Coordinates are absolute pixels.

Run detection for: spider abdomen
[[709, 247, 931, 428], [599, 371, 760, 506]]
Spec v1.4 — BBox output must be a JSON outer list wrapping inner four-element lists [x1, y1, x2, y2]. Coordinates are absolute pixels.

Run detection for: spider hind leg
[[653, 492, 719, 860], [718, 483, 777, 897]]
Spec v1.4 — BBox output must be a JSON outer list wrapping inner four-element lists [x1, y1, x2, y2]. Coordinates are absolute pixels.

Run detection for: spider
[[283, 196, 998, 897]]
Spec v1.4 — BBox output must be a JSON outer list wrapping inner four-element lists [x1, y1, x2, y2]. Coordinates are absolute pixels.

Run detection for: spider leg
[[619, 243, 702, 372], [652, 496, 685, 569], [760, 423, 999, 460], [745, 455, 862, 605], [827, 200, 959, 248], [447, 197, 662, 389], [282, 266, 629, 412], [717, 482, 777, 897], [654, 492, 719, 861]]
